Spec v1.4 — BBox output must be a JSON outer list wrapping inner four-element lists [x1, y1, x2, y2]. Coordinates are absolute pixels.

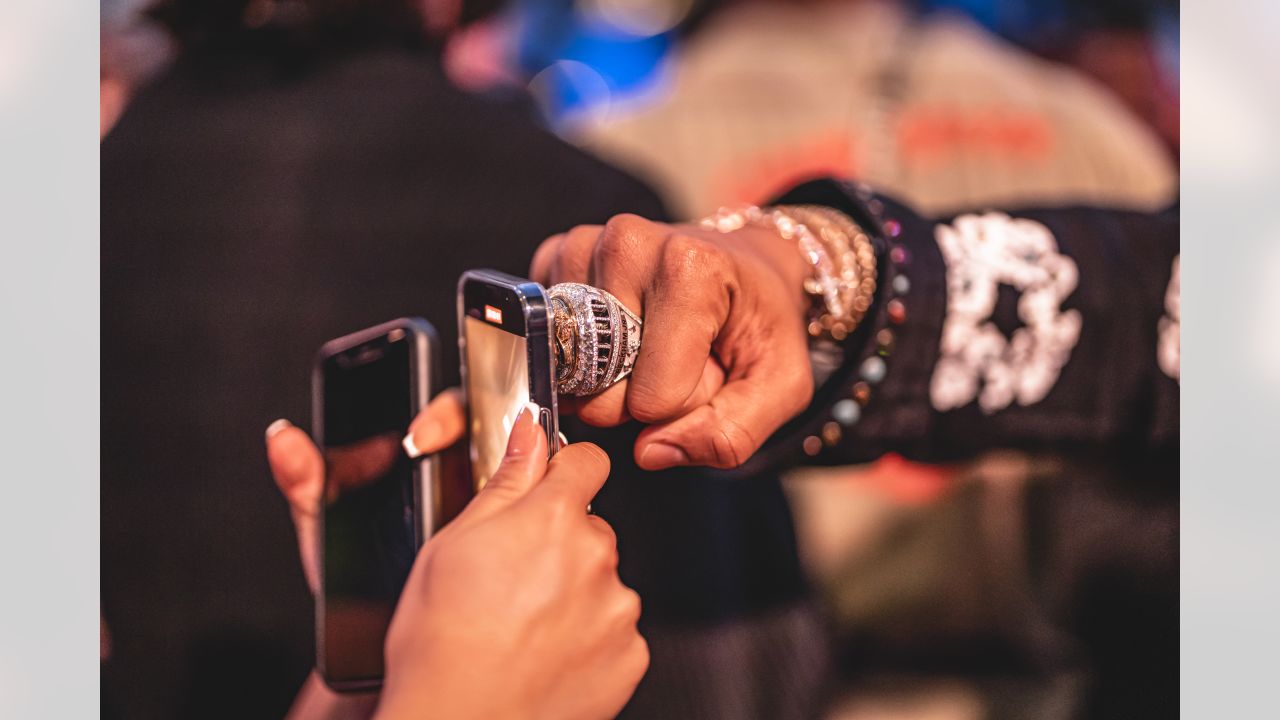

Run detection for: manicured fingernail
[[505, 404, 541, 458], [402, 432, 423, 459], [266, 418, 291, 441], [639, 442, 689, 469], [402, 416, 438, 459]]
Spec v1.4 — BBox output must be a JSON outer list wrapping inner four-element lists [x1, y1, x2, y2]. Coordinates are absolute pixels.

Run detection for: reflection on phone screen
[[321, 337, 415, 683], [465, 316, 530, 489]]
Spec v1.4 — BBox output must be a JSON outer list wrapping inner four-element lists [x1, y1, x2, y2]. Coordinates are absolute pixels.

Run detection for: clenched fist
[[532, 213, 815, 470]]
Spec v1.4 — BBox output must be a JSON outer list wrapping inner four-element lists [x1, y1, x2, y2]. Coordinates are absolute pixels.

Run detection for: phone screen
[[464, 316, 530, 490], [320, 333, 416, 684]]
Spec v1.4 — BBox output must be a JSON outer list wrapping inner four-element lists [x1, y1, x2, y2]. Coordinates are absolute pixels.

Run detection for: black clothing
[[101, 46, 665, 718], [763, 179, 1179, 720], [764, 179, 1179, 468]]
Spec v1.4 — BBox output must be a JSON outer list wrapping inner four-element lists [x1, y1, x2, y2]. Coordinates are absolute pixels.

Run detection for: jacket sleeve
[[746, 178, 1179, 470]]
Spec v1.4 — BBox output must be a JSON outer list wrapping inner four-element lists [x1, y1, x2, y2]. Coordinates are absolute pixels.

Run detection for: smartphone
[[458, 270, 560, 490], [312, 318, 438, 691]]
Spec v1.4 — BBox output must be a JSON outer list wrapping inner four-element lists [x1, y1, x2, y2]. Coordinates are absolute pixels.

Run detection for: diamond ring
[[548, 283, 642, 397]]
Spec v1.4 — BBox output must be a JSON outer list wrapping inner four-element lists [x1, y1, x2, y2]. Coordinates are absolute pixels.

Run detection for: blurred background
[[103, 0, 1179, 155], [97, 1, 1182, 719]]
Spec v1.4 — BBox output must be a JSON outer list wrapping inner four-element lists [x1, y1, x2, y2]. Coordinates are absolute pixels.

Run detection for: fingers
[[617, 232, 732, 423], [533, 216, 812, 467], [265, 419, 323, 517], [461, 405, 548, 522], [570, 215, 661, 425], [536, 225, 603, 287], [571, 355, 725, 428], [587, 214, 660, 311], [585, 513, 618, 551], [575, 218, 730, 426], [324, 434, 401, 499], [535, 442, 611, 510], [569, 380, 630, 427], [529, 233, 564, 286], [403, 388, 466, 459], [634, 360, 812, 470]]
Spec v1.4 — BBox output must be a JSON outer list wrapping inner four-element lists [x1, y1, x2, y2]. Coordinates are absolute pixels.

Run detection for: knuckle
[[479, 479, 523, 507], [711, 417, 757, 469], [625, 381, 677, 423], [553, 257, 582, 284], [591, 531, 619, 570], [619, 587, 642, 625], [553, 226, 599, 281], [575, 390, 628, 427], [274, 449, 313, 485], [531, 234, 561, 266], [624, 634, 651, 684], [565, 441, 611, 477], [658, 233, 728, 283], [787, 370, 815, 414], [422, 539, 464, 578], [588, 514, 618, 545], [595, 214, 651, 265]]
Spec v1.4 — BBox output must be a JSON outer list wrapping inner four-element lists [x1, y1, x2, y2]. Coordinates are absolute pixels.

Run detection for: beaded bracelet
[[698, 204, 877, 343], [799, 183, 912, 455], [783, 204, 878, 340]]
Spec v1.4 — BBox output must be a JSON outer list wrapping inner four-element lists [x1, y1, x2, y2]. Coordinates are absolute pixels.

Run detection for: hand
[[265, 389, 466, 595], [265, 390, 465, 719], [531, 214, 815, 470], [376, 408, 647, 720]]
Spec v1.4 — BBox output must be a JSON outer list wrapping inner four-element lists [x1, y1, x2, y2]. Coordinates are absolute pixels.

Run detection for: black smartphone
[[312, 318, 438, 691], [458, 270, 560, 490]]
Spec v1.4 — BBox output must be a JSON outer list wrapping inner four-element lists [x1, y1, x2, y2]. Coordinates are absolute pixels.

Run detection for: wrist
[[699, 205, 877, 341], [730, 224, 813, 318], [375, 654, 528, 720]]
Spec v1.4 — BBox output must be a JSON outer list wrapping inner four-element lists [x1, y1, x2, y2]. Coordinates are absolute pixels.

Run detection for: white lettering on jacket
[[930, 213, 1082, 414]]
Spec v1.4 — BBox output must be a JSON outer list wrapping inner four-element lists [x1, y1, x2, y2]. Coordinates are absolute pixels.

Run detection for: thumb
[[458, 404, 548, 524], [266, 419, 323, 517], [401, 388, 466, 459], [265, 419, 323, 595]]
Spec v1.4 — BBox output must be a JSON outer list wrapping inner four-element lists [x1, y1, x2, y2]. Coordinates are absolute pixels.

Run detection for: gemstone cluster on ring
[[547, 283, 643, 397]]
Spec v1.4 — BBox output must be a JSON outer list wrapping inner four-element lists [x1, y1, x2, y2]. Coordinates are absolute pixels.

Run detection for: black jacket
[[766, 179, 1179, 468]]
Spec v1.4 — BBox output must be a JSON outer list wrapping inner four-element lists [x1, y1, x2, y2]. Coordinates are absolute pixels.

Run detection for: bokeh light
[[527, 58, 613, 128]]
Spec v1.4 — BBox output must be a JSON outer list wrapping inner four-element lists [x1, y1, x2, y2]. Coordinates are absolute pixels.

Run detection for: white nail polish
[[265, 418, 291, 440], [402, 433, 423, 460]]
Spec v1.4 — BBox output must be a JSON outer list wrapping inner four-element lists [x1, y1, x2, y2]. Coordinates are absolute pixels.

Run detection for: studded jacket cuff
[[736, 178, 1180, 475]]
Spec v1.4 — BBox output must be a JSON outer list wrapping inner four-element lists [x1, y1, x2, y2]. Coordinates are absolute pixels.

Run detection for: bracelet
[[800, 182, 911, 455], [782, 204, 878, 339], [699, 204, 877, 342]]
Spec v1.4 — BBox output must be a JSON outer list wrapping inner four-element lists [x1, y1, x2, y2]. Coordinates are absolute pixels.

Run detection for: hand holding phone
[[267, 402, 647, 720], [379, 409, 646, 720], [311, 318, 438, 690], [266, 390, 467, 596]]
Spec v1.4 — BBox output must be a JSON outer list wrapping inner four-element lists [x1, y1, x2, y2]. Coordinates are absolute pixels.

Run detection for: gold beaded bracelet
[[699, 204, 878, 343]]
